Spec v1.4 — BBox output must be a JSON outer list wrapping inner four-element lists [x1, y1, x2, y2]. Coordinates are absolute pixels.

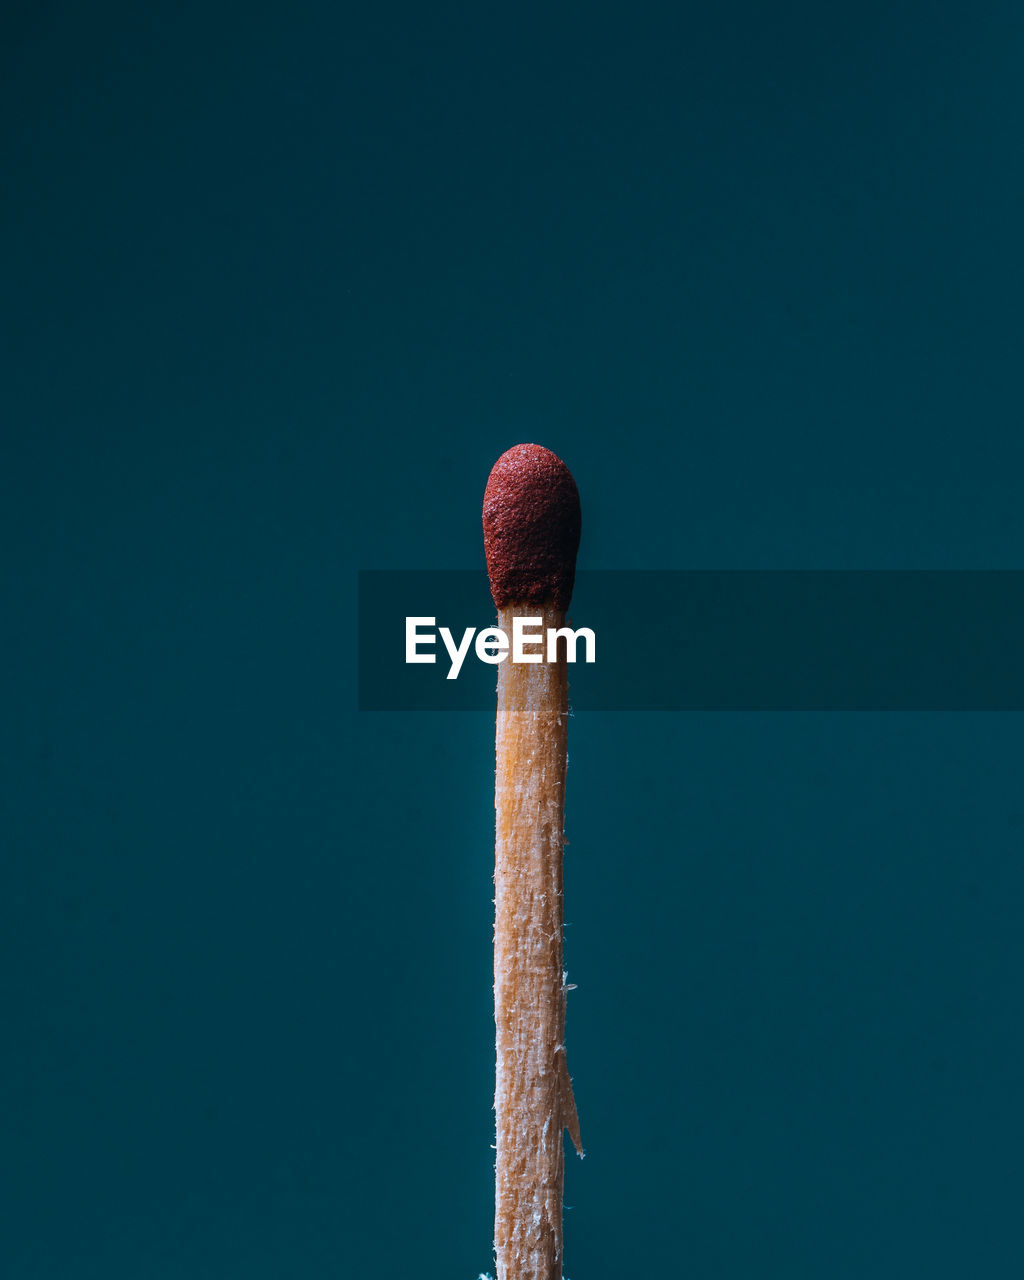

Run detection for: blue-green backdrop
[[3, 2, 1024, 1275]]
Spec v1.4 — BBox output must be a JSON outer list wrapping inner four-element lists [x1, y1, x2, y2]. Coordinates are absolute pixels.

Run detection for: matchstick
[[483, 444, 584, 1280]]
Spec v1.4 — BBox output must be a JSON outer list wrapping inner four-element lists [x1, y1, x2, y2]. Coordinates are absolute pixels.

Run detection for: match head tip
[[483, 444, 581, 610]]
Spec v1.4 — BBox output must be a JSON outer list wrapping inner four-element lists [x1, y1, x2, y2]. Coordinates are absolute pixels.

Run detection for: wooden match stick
[[483, 444, 584, 1280]]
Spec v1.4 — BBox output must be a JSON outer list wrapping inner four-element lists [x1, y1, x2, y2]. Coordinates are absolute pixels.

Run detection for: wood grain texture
[[493, 605, 581, 1280]]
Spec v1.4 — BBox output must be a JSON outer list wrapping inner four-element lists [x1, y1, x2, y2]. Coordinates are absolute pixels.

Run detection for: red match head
[[483, 444, 581, 610]]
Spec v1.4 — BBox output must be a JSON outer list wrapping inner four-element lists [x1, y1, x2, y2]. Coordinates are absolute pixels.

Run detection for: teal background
[[3, 2, 1024, 1275]]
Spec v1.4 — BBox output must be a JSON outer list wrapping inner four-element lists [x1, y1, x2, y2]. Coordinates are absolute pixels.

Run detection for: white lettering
[[406, 616, 596, 676], [439, 626, 476, 680], [546, 626, 596, 664], [475, 627, 510, 664], [512, 616, 544, 663], [406, 617, 436, 663]]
